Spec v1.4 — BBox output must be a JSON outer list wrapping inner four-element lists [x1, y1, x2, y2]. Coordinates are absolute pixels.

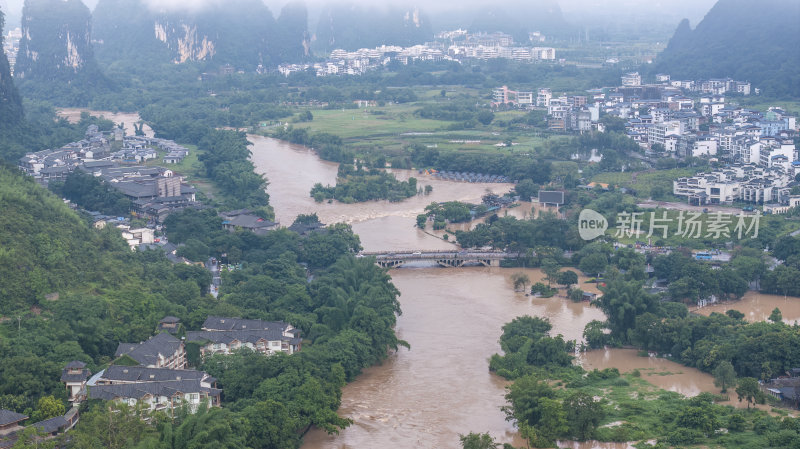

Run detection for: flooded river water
[[57, 108, 154, 137], [247, 136, 732, 448], [693, 291, 800, 325]]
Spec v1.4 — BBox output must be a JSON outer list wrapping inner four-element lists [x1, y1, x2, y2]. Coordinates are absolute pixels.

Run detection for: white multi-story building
[[536, 88, 552, 107], [732, 136, 761, 164], [621, 72, 641, 86], [759, 139, 796, 167], [690, 136, 719, 157], [533, 47, 556, 60], [674, 165, 792, 205], [647, 121, 682, 148]]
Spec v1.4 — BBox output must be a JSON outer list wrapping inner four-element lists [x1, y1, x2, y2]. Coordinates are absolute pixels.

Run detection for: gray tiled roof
[[102, 366, 205, 383], [89, 379, 221, 401], [201, 316, 290, 332], [225, 214, 276, 229], [114, 333, 182, 366], [60, 367, 91, 383], [0, 409, 27, 426], [114, 181, 157, 199], [187, 329, 299, 346], [31, 416, 67, 434]]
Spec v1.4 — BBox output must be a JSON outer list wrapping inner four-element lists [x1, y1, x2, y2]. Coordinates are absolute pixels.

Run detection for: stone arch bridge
[[359, 250, 511, 268]]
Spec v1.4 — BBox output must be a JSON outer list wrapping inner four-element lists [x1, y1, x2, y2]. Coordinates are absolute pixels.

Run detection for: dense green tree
[[541, 259, 560, 287], [736, 377, 762, 408], [579, 253, 607, 277], [476, 110, 495, 126], [557, 270, 578, 290], [513, 179, 538, 201], [459, 432, 499, 449], [563, 391, 604, 440], [29, 395, 65, 422], [713, 361, 737, 393], [769, 307, 783, 323], [511, 272, 530, 292], [596, 278, 659, 340]]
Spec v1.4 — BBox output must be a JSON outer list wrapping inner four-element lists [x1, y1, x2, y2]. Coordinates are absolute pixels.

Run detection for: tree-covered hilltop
[[14, 0, 110, 104], [92, 0, 308, 71], [651, 0, 800, 97], [0, 164, 406, 447], [313, 3, 433, 52]]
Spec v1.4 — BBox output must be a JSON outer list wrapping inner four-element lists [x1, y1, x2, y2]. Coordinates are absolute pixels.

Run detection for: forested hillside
[[0, 165, 405, 447], [652, 0, 800, 97]]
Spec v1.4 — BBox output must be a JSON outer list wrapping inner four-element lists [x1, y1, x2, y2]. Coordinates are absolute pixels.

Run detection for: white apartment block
[[759, 140, 796, 167], [647, 121, 682, 148], [674, 165, 792, 205], [621, 72, 641, 86], [536, 88, 552, 107], [691, 137, 718, 157]]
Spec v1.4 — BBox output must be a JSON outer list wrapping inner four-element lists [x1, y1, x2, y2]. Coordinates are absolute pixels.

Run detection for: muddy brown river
[[57, 108, 154, 137], [54, 111, 764, 447], [693, 291, 800, 325], [247, 136, 738, 448]]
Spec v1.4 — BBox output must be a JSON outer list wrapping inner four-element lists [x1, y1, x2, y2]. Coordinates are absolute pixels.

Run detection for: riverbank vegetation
[[489, 315, 800, 448], [310, 163, 418, 203]]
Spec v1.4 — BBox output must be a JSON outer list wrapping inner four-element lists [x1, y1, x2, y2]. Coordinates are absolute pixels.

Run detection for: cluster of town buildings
[[496, 71, 799, 207], [0, 316, 301, 446], [605, 73, 798, 206], [17, 125, 198, 228], [2, 27, 21, 75], [278, 31, 556, 77], [493, 85, 603, 133]]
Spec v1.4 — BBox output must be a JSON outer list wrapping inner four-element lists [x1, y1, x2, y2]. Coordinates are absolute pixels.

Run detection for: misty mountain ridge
[[92, 0, 308, 69], [653, 0, 800, 97], [312, 3, 431, 52], [0, 5, 24, 128]]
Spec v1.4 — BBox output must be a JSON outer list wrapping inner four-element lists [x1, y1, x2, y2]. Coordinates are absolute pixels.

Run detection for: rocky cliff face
[[93, 0, 308, 68], [0, 6, 24, 126], [153, 19, 216, 63], [14, 0, 101, 81]]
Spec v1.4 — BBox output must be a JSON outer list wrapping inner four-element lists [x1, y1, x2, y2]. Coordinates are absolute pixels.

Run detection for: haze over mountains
[[652, 0, 800, 97], [92, 0, 308, 68], [0, 7, 23, 130], [2, 0, 797, 97]]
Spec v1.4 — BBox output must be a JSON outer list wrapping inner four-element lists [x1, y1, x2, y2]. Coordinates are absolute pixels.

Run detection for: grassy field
[[731, 98, 800, 116], [284, 94, 569, 157], [591, 168, 698, 199], [291, 105, 450, 139]]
